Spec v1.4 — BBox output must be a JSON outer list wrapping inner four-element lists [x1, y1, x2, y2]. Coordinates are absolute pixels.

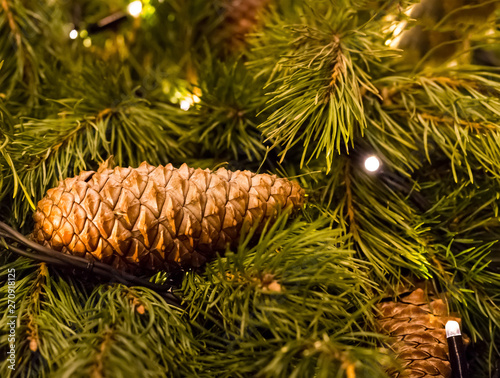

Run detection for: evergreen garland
[[1, 0, 500, 376]]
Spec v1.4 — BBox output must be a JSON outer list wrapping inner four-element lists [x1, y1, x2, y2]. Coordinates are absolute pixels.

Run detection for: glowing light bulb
[[83, 38, 92, 48], [127, 1, 143, 18], [364, 156, 381, 172], [180, 100, 191, 111], [405, 4, 416, 16], [445, 321, 461, 338], [69, 29, 78, 40], [393, 21, 407, 37]]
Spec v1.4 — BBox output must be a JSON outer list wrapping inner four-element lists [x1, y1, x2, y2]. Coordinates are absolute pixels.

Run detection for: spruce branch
[[247, 0, 397, 171], [309, 155, 432, 284], [54, 284, 200, 377], [24, 263, 47, 353], [0, 94, 186, 225], [370, 67, 500, 182], [0, 261, 200, 377], [427, 241, 500, 372], [0, 0, 40, 103], [0, 259, 78, 375], [181, 59, 267, 161], [344, 160, 358, 238], [178, 213, 394, 376]]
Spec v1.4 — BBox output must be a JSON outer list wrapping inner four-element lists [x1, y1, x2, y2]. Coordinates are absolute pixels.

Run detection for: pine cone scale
[[33, 162, 305, 272], [377, 288, 464, 377]]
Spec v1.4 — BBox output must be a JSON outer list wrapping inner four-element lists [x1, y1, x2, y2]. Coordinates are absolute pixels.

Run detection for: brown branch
[[328, 35, 344, 88], [425, 76, 466, 89], [25, 106, 114, 167], [379, 76, 487, 105], [1, 0, 21, 46], [26, 262, 48, 352], [91, 329, 113, 378], [417, 112, 497, 132], [96, 108, 114, 121]]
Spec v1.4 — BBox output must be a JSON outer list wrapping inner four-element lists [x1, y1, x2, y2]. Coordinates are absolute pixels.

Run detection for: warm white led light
[[180, 100, 191, 111], [127, 1, 143, 18], [445, 320, 461, 338], [364, 156, 381, 172], [69, 29, 78, 40], [393, 21, 407, 37]]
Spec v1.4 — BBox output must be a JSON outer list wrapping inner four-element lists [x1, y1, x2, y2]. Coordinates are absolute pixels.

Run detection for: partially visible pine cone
[[377, 288, 463, 377], [217, 0, 271, 51], [32, 161, 305, 273]]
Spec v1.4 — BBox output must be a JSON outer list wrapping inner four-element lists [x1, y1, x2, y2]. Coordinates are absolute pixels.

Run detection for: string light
[[393, 21, 407, 37], [127, 1, 143, 18], [83, 38, 92, 48], [180, 100, 191, 111], [364, 156, 381, 172], [405, 4, 416, 16], [69, 29, 78, 40], [179, 95, 200, 111]]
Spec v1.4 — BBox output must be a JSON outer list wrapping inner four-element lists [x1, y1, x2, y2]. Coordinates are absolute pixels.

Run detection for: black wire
[[380, 170, 431, 212], [0, 222, 116, 273], [0, 222, 182, 308]]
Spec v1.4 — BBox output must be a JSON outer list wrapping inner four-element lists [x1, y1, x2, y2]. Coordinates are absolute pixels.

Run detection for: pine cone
[[377, 288, 463, 377], [32, 161, 305, 273], [217, 0, 271, 51]]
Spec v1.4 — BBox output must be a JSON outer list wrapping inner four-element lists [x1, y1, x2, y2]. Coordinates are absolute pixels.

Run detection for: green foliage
[[0, 71, 187, 224], [368, 68, 500, 180], [180, 215, 393, 377], [419, 172, 500, 365], [247, 0, 397, 171], [0, 0, 500, 376], [307, 156, 432, 283], [181, 59, 267, 161], [0, 259, 200, 377], [0, 0, 44, 108]]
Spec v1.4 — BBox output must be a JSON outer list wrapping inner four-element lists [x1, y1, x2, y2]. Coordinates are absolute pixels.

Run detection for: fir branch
[[415, 112, 497, 132], [371, 67, 500, 182], [248, 0, 396, 171], [344, 160, 358, 238], [180, 213, 392, 376], [0, 95, 186, 225], [24, 263, 48, 353], [310, 155, 432, 283], [0, 0, 55, 110], [52, 285, 200, 377], [0, 278, 200, 377], [181, 59, 267, 161], [429, 241, 500, 359], [90, 328, 113, 378], [0, 0, 37, 91]]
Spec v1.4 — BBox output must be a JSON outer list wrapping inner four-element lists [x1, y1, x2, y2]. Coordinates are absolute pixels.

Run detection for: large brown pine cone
[[32, 161, 305, 273], [377, 288, 463, 378]]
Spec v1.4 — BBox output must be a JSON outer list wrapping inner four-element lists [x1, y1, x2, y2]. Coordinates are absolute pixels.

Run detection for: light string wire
[[0, 221, 182, 308]]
